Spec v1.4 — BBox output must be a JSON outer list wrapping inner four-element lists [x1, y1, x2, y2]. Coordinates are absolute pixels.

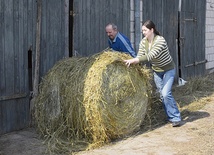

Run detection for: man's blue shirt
[[108, 32, 136, 57]]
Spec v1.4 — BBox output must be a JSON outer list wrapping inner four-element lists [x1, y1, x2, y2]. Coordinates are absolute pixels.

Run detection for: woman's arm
[[124, 57, 140, 67], [124, 38, 148, 67]]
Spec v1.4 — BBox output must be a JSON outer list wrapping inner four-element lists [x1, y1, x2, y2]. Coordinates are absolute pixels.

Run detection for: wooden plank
[[79, 0, 84, 56], [0, 93, 28, 101], [14, 0, 21, 94], [180, 11, 196, 78], [74, 0, 83, 56], [30, 0, 42, 125], [64, 0, 69, 57], [0, 0, 5, 94], [40, 0, 47, 76], [179, 0, 206, 79], [22, 0, 29, 93], [72, 0, 79, 56], [135, 0, 141, 51], [163, 0, 179, 69], [122, 0, 129, 37], [100, 0, 108, 51], [90, 0, 98, 53], [195, 0, 206, 77], [4, 0, 14, 95], [0, 0, 33, 134], [0, 98, 30, 134], [26, 0, 34, 92], [86, 0, 91, 55], [180, 0, 195, 13]]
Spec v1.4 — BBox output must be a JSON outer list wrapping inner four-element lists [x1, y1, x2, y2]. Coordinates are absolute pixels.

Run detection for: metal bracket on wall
[[0, 93, 28, 101], [70, 11, 76, 16], [185, 59, 207, 68], [179, 37, 185, 46], [184, 17, 197, 22]]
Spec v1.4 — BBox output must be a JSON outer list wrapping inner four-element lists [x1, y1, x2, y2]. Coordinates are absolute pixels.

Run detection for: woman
[[124, 20, 181, 127]]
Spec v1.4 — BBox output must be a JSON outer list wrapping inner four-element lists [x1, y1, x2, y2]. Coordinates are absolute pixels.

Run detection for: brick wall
[[206, 0, 214, 73]]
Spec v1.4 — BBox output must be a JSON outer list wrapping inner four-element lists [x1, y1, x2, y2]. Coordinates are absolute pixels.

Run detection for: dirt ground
[[77, 102, 214, 155], [1, 75, 214, 155]]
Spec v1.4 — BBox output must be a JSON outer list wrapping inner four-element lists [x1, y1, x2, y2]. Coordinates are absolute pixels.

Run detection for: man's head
[[105, 23, 118, 40]]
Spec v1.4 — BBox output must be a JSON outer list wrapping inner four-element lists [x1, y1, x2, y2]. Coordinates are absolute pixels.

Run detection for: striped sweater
[[137, 35, 175, 72]]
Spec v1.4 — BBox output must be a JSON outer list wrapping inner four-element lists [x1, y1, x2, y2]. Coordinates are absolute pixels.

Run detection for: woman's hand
[[124, 58, 140, 67]]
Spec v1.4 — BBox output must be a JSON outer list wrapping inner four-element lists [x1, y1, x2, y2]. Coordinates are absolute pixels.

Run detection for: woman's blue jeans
[[153, 68, 181, 122]]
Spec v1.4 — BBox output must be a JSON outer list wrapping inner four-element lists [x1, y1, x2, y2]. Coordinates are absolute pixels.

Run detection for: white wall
[[206, 0, 214, 73]]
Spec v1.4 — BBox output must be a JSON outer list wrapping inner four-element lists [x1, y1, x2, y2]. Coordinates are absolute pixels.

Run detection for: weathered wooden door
[[142, 0, 179, 78], [178, 0, 206, 79], [142, 0, 206, 80], [0, 0, 35, 134]]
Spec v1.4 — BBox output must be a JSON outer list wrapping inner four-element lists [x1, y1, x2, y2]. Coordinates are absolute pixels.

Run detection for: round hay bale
[[34, 51, 151, 153]]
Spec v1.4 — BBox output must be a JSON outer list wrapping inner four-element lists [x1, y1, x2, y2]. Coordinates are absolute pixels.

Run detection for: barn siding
[[142, 0, 179, 78], [179, 0, 206, 79], [72, 0, 131, 57], [0, 0, 211, 135], [39, 0, 69, 77], [205, 0, 214, 73], [195, 0, 206, 77], [142, 0, 206, 80], [0, 0, 35, 134]]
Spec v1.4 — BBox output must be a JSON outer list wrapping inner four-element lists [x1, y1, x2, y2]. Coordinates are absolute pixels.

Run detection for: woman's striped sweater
[[137, 35, 175, 72]]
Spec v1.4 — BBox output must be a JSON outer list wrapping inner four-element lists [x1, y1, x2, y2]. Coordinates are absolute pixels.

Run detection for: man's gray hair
[[106, 23, 117, 30]]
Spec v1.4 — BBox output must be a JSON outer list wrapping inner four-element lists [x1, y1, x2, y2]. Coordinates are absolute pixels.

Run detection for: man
[[105, 23, 136, 57]]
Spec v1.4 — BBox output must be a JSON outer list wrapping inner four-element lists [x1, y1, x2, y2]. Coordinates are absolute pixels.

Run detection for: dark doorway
[[69, 0, 74, 57]]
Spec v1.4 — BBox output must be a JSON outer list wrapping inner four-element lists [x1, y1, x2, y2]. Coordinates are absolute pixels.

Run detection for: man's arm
[[118, 34, 136, 57]]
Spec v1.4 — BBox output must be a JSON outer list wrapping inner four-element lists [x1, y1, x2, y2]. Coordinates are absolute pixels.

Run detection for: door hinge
[[185, 59, 207, 68], [70, 11, 76, 16], [179, 37, 185, 45], [0, 93, 28, 101], [184, 17, 197, 22]]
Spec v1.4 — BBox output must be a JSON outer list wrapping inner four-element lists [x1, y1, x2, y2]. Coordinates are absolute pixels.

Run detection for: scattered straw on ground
[[141, 72, 214, 132]]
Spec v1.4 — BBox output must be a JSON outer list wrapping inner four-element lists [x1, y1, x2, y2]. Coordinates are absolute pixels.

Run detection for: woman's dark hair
[[143, 20, 160, 35]]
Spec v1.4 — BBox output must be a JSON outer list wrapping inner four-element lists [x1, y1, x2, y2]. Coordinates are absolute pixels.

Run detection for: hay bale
[[34, 50, 151, 153]]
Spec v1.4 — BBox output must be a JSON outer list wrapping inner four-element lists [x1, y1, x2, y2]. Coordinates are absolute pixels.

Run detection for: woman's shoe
[[172, 121, 181, 127]]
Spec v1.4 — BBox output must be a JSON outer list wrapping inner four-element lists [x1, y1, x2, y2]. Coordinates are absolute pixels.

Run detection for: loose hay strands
[[173, 74, 214, 113], [34, 50, 152, 154], [141, 73, 214, 132]]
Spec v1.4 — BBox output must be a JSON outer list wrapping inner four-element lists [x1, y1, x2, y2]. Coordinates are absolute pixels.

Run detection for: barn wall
[[205, 0, 214, 73], [141, 0, 179, 78], [178, 0, 206, 79], [39, 0, 69, 77], [130, 0, 142, 52], [0, 0, 69, 134], [140, 0, 207, 80], [0, 0, 36, 134], [0, 0, 212, 135], [72, 0, 131, 57]]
